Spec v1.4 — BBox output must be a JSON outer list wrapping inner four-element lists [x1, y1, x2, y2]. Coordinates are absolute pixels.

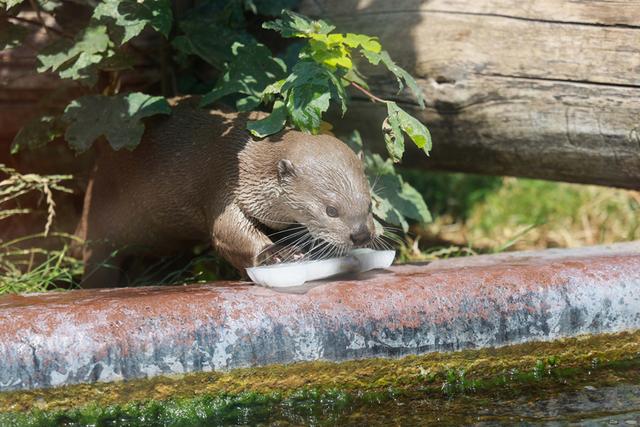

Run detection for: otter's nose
[[350, 227, 372, 246]]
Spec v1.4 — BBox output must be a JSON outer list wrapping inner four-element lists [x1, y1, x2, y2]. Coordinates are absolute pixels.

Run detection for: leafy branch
[[4, 1, 433, 234], [210, 10, 433, 163]]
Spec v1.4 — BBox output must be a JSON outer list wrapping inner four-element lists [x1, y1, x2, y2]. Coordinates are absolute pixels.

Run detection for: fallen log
[[301, 0, 640, 189]]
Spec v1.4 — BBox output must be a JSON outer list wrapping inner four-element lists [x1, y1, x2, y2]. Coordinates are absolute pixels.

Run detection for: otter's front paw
[[257, 243, 306, 265]]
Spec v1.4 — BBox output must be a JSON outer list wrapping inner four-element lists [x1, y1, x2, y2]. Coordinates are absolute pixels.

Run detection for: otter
[[76, 97, 376, 288]]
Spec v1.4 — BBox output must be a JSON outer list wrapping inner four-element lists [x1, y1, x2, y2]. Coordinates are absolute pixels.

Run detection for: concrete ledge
[[1, 242, 639, 392]]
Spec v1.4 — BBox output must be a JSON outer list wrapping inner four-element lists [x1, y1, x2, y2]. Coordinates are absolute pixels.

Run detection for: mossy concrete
[[1, 330, 638, 414]]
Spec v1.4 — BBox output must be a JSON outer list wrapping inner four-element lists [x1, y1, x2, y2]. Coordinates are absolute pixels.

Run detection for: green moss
[[1, 330, 639, 426]]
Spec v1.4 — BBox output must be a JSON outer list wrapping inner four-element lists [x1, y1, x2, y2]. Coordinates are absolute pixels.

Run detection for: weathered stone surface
[[0, 241, 639, 392]]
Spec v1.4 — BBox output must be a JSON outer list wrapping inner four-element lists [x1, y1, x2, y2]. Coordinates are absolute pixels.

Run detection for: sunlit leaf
[[93, 0, 172, 44], [263, 10, 334, 38], [385, 101, 431, 160], [37, 24, 113, 85], [0, 0, 23, 10], [384, 102, 405, 162], [344, 34, 381, 52]]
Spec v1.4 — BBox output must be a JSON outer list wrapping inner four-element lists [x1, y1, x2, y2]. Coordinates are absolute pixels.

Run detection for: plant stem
[[350, 81, 388, 104]]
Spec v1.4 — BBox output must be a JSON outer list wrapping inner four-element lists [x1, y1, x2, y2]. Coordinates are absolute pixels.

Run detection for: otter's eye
[[326, 206, 339, 218]]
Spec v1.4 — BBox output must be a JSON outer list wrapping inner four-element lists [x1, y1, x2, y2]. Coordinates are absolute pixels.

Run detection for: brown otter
[[76, 97, 376, 288]]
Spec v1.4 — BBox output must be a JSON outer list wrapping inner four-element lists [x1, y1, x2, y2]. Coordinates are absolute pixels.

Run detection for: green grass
[[404, 171, 640, 255]]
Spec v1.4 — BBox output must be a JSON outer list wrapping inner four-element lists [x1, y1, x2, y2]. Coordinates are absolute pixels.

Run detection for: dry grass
[[0, 165, 82, 293]]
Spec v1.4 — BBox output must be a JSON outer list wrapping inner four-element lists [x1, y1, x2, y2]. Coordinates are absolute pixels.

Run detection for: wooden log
[[301, 0, 640, 189], [2, 2, 640, 188]]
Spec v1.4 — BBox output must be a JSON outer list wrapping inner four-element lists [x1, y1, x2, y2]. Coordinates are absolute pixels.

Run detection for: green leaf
[[342, 33, 381, 53], [280, 61, 335, 133], [62, 93, 171, 152], [398, 181, 432, 223], [262, 79, 285, 98], [263, 10, 335, 38], [365, 155, 431, 231], [93, 0, 172, 44], [281, 60, 329, 90], [364, 152, 396, 176], [307, 40, 351, 69], [384, 102, 405, 162], [200, 42, 286, 107], [385, 101, 431, 160], [37, 24, 113, 85], [40, 0, 62, 12], [236, 96, 261, 112], [397, 105, 432, 154], [199, 82, 243, 107], [286, 84, 331, 133], [358, 149, 431, 230], [0, 22, 27, 50], [1, 0, 23, 10], [377, 174, 431, 224], [11, 116, 64, 154], [372, 193, 409, 232], [363, 50, 425, 108], [173, 20, 253, 68], [247, 100, 287, 138]]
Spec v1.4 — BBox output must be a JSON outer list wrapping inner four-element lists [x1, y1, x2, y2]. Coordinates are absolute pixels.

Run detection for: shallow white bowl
[[246, 249, 395, 288]]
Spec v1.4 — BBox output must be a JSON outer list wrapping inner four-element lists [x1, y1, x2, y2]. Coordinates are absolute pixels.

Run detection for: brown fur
[[76, 97, 375, 288]]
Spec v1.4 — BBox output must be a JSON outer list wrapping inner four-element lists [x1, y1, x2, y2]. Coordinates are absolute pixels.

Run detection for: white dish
[[246, 249, 395, 288]]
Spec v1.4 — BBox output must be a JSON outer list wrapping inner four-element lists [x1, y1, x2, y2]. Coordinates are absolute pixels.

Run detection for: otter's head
[[276, 135, 376, 251]]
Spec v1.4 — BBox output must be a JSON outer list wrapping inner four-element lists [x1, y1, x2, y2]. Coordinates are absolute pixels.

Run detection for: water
[[265, 384, 640, 426]]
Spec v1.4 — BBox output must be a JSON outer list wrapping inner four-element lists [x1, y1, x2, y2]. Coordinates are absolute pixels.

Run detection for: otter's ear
[[277, 159, 297, 180]]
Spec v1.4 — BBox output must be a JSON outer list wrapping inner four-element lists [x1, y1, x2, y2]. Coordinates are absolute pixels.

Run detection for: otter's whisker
[[309, 240, 332, 260], [269, 228, 309, 245], [249, 214, 301, 226], [381, 231, 404, 245], [316, 242, 337, 260], [257, 232, 312, 265], [268, 225, 307, 238], [378, 234, 400, 250]]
